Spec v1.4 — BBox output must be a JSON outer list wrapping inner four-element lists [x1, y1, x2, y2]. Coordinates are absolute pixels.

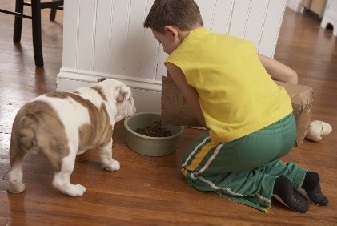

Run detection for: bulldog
[[7, 79, 136, 196]]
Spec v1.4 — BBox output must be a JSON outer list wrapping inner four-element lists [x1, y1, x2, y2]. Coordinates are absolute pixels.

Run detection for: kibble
[[135, 121, 172, 137]]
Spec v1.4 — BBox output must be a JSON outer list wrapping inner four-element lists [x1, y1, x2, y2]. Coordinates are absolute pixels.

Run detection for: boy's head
[[144, 0, 203, 34], [144, 0, 203, 54]]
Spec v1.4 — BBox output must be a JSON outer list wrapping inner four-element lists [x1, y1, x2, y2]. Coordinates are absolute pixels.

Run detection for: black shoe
[[273, 176, 310, 213], [298, 172, 328, 206]]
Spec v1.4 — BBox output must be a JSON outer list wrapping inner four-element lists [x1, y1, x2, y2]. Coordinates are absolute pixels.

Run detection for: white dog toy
[[305, 120, 332, 142]]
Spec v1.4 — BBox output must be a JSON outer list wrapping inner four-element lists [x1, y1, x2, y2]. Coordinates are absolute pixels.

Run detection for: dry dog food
[[135, 121, 172, 137]]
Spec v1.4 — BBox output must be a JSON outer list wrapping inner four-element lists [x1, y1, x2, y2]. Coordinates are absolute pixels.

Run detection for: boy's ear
[[164, 26, 179, 38]]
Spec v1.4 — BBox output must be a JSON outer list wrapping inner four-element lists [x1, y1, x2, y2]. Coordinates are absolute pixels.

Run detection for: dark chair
[[0, 0, 63, 67]]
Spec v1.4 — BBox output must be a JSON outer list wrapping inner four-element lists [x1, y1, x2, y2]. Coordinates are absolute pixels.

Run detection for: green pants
[[181, 113, 307, 212]]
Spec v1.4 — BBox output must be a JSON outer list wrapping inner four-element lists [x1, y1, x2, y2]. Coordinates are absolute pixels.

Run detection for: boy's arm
[[259, 54, 298, 84], [166, 63, 206, 127]]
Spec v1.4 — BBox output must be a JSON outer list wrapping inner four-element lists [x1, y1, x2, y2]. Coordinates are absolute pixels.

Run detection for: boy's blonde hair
[[144, 0, 203, 33]]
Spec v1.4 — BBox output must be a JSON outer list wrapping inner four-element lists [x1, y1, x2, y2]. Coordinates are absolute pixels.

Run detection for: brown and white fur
[[7, 79, 136, 196]]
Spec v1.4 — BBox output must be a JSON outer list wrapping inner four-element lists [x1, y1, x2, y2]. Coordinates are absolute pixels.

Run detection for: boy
[[144, 0, 328, 212]]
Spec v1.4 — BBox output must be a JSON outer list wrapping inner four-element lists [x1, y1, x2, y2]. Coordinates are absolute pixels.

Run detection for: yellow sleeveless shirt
[[165, 28, 292, 143]]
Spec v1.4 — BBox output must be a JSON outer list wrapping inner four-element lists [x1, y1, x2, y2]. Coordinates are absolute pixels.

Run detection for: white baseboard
[[56, 68, 162, 113], [57, 67, 163, 91]]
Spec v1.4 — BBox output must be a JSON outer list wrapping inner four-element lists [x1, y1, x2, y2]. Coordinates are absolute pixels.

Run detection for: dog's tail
[[8, 109, 39, 193]]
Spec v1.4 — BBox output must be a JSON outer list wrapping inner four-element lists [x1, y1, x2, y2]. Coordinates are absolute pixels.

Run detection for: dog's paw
[[103, 159, 120, 171], [64, 184, 87, 197], [7, 182, 26, 193]]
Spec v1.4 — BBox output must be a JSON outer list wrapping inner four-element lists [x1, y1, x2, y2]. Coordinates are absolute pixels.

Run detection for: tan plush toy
[[305, 120, 332, 142]]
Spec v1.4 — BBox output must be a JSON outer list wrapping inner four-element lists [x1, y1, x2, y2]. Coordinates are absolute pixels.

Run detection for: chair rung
[[0, 9, 32, 19], [23, 1, 63, 10], [41, 2, 64, 10]]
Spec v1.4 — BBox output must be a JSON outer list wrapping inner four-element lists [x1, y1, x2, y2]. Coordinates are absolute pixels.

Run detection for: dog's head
[[98, 79, 136, 122]]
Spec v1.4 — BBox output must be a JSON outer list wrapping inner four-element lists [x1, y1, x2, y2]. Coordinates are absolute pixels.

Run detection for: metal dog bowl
[[124, 112, 184, 156]]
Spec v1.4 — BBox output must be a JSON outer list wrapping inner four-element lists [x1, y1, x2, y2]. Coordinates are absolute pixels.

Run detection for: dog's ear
[[98, 78, 106, 83], [116, 86, 131, 103]]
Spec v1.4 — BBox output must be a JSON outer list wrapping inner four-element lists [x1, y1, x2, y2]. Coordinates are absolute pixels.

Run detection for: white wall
[[326, 0, 337, 11], [58, 0, 287, 113], [287, 0, 303, 12]]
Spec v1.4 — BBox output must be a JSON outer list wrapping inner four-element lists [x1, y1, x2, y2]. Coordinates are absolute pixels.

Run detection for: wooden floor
[[1, 1, 337, 224]]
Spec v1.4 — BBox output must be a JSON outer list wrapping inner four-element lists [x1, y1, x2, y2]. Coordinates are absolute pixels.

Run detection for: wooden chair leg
[[31, 0, 44, 67], [50, 9, 57, 22], [14, 0, 24, 43]]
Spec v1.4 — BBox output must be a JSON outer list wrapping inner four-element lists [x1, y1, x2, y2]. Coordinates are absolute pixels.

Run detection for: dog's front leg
[[99, 139, 120, 171], [52, 152, 86, 196]]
